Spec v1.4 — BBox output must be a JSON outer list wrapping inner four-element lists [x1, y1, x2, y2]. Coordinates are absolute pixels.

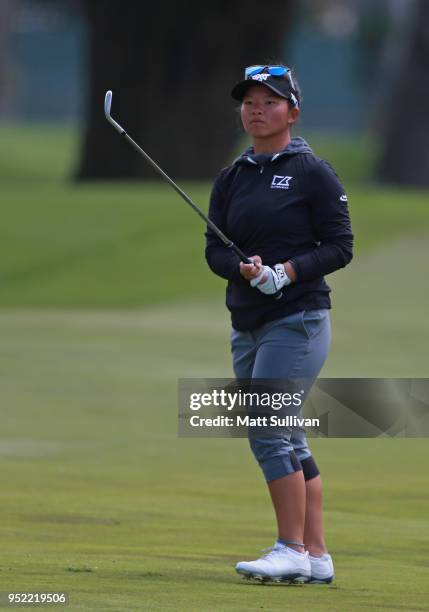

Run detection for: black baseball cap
[[231, 66, 300, 107]]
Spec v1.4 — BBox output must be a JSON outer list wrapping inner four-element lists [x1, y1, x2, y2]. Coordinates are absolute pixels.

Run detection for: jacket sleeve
[[290, 160, 354, 281], [205, 171, 242, 282]]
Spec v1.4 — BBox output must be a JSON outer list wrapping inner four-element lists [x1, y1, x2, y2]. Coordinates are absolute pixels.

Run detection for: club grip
[[229, 244, 283, 300]]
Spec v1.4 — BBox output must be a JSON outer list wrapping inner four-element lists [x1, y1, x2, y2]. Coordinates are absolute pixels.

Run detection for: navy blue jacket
[[205, 137, 354, 331]]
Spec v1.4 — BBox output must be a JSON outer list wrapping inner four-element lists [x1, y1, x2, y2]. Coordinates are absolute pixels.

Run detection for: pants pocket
[[230, 327, 247, 352], [301, 309, 328, 339]]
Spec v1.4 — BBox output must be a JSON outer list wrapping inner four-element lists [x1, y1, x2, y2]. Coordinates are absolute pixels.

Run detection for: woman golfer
[[205, 65, 353, 584]]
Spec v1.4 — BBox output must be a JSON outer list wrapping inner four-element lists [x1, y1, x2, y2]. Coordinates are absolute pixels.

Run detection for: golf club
[[104, 90, 283, 299]]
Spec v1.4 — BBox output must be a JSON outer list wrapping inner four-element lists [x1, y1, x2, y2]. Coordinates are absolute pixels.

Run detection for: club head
[[104, 90, 125, 134], [104, 90, 112, 120]]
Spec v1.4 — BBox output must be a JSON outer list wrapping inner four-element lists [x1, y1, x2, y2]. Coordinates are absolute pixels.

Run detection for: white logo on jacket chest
[[271, 175, 293, 189]]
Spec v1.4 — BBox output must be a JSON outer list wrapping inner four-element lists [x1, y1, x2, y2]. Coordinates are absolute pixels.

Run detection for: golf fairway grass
[[1, 126, 428, 609], [1, 233, 429, 611]]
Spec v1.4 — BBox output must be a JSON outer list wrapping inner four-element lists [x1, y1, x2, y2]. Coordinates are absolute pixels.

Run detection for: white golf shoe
[[235, 542, 311, 583], [309, 553, 335, 584]]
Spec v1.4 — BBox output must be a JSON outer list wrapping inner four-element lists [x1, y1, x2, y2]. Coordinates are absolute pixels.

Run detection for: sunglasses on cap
[[244, 65, 296, 90]]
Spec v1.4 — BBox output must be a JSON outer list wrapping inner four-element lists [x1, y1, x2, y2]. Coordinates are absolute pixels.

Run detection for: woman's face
[[240, 84, 298, 140]]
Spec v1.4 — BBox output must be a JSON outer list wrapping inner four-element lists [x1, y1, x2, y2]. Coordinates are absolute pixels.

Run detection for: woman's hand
[[239, 255, 264, 281]]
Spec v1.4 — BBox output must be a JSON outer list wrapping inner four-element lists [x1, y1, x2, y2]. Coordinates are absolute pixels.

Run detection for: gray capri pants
[[231, 309, 331, 483]]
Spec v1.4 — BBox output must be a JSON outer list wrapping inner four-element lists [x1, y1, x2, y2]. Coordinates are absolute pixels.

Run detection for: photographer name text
[[189, 415, 320, 428]]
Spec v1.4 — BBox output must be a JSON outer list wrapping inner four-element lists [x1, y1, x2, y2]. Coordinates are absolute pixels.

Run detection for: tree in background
[[76, 0, 296, 180], [377, 0, 429, 186], [0, 0, 15, 117]]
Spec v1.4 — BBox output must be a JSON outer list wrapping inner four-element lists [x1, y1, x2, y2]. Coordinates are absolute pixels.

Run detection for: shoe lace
[[260, 546, 283, 560]]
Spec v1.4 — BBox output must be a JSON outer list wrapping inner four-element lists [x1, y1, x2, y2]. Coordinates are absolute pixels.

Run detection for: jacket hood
[[233, 137, 313, 167]]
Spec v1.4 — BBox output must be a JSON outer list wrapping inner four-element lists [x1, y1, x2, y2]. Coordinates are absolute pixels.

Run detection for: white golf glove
[[250, 263, 291, 295]]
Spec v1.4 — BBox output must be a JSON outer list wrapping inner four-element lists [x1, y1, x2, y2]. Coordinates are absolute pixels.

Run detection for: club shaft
[[104, 91, 282, 299], [120, 131, 252, 264]]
